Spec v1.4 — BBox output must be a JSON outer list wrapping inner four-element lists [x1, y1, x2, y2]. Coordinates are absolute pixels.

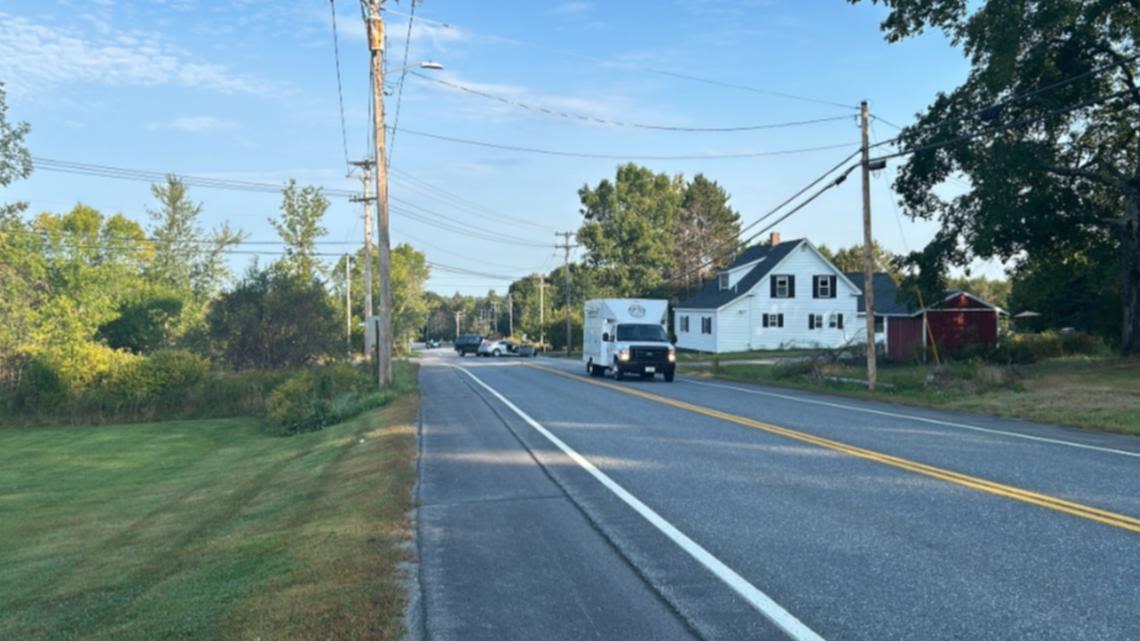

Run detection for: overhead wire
[[390, 127, 858, 160], [389, 168, 558, 232], [386, 0, 417, 169], [409, 72, 854, 132], [329, 0, 352, 171], [381, 6, 857, 112]]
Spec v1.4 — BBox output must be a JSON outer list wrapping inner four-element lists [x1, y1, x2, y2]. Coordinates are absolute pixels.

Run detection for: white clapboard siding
[[747, 243, 860, 349], [716, 297, 753, 352], [674, 309, 717, 352]]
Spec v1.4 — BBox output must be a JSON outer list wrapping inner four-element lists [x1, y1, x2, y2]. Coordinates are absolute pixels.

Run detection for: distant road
[[410, 348, 1140, 641]]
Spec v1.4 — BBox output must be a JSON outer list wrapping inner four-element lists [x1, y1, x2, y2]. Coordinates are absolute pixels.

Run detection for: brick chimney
[[769, 231, 781, 246]]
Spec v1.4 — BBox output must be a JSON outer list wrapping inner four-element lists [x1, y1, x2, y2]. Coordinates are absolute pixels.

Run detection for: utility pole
[[454, 311, 463, 338], [508, 293, 514, 337], [492, 300, 500, 336], [366, 0, 392, 386], [349, 159, 376, 323], [860, 100, 878, 391], [537, 276, 545, 351], [344, 255, 352, 354], [555, 231, 578, 354]]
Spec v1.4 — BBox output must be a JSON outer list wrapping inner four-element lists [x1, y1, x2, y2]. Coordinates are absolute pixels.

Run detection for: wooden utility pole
[[537, 275, 546, 352], [860, 100, 878, 391], [366, 0, 392, 386], [454, 311, 463, 338], [344, 255, 352, 354], [492, 300, 499, 336], [349, 160, 376, 323], [555, 231, 577, 354], [508, 293, 514, 337]]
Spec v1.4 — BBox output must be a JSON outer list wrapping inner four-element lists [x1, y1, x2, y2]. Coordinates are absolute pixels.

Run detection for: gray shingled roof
[[676, 240, 803, 310], [843, 272, 916, 316]]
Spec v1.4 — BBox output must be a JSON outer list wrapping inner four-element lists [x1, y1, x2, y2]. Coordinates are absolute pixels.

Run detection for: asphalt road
[[410, 349, 1140, 641]]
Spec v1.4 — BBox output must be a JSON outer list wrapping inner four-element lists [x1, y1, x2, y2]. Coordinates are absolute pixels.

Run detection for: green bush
[[102, 350, 209, 403], [13, 356, 68, 411], [986, 331, 1103, 364], [265, 363, 374, 435]]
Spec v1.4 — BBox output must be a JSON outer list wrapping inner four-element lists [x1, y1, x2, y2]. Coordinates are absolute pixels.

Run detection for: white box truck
[[583, 299, 676, 382]]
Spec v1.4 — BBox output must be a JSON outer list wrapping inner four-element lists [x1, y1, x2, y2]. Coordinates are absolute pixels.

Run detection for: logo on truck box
[[628, 304, 646, 318]]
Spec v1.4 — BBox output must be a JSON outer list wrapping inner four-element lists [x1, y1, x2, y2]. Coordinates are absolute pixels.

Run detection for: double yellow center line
[[529, 364, 1140, 535]]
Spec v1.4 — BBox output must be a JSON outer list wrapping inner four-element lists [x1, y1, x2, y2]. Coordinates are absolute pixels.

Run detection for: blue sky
[[2, 0, 994, 295]]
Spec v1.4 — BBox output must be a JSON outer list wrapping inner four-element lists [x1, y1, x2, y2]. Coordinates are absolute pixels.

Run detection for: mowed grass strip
[[0, 377, 419, 641], [685, 357, 1140, 435]]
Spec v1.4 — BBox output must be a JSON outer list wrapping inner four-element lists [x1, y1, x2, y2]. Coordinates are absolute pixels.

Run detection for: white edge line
[[682, 378, 1140, 459], [450, 365, 826, 641]]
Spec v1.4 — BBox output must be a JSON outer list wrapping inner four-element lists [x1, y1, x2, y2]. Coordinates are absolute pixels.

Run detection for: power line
[[390, 127, 859, 160], [329, 0, 351, 171], [869, 52, 1140, 147], [386, 0, 417, 169], [409, 72, 854, 132], [30, 157, 357, 198], [382, 7, 857, 111], [390, 168, 558, 231], [871, 89, 1133, 164]]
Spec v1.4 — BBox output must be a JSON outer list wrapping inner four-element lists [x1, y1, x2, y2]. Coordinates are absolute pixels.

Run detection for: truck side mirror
[[602, 332, 610, 342]]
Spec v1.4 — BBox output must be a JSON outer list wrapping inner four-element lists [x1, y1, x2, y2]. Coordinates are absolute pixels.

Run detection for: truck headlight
[[667, 350, 676, 363], [618, 349, 630, 361]]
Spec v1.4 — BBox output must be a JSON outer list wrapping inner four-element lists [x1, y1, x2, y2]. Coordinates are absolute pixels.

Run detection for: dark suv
[[454, 334, 484, 357]]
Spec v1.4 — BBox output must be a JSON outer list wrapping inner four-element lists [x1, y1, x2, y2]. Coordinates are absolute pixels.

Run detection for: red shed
[[846, 273, 1004, 362], [885, 291, 1003, 361]]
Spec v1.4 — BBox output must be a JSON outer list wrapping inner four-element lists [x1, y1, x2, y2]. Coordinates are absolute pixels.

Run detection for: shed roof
[[843, 272, 915, 316]]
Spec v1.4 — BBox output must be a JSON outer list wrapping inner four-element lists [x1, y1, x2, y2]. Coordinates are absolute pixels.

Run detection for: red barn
[[846, 274, 1004, 362]]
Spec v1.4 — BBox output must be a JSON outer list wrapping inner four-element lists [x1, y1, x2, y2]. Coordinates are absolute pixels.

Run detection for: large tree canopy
[[853, 0, 1140, 352]]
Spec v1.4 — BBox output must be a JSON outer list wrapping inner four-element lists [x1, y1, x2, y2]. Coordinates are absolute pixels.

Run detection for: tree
[[206, 266, 339, 370], [270, 180, 329, 281], [818, 240, 898, 276], [0, 83, 30, 223], [577, 164, 682, 297], [674, 174, 742, 296], [331, 243, 430, 352], [851, 0, 1140, 352], [96, 293, 183, 354], [146, 175, 244, 333]]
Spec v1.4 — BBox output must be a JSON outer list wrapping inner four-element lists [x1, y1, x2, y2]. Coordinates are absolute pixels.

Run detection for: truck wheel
[[459, 352, 466, 358], [613, 360, 624, 381], [492, 349, 501, 357], [664, 371, 675, 382]]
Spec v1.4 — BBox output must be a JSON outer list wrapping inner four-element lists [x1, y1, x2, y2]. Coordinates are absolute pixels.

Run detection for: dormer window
[[718, 272, 730, 290]]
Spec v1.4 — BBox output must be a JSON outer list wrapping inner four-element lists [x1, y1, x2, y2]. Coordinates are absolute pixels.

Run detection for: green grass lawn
[[684, 357, 1140, 436], [0, 384, 419, 641]]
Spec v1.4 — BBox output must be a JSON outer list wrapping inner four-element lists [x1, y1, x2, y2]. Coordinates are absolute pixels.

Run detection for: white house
[[674, 235, 864, 353]]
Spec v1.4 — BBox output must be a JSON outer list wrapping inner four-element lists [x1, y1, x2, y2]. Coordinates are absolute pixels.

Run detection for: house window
[[718, 273, 730, 290], [701, 317, 713, 334], [762, 313, 784, 328], [808, 313, 824, 330], [813, 275, 836, 299], [874, 316, 885, 333], [771, 274, 795, 299], [680, 315, 690, 332], [829, 313, 844, 329]]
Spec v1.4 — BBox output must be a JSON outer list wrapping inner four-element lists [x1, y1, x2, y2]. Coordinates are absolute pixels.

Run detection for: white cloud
[[553, 2, 594, 14], [0, 11, 275, 96], [168, 116, 239, 132]]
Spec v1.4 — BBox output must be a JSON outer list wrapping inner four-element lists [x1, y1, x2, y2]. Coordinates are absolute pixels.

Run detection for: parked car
[[513, 343, 537, 357], [478, 339, 510, 357], [426, 338, 440, 349], [454, 334, 483, 357]]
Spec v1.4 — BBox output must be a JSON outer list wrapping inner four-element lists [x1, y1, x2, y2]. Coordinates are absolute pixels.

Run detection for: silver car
[[477, 339, 511, 357]]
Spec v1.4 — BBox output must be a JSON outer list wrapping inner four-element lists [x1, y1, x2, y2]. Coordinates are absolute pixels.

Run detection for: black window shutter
[[762, 314, 769, 328], [778, 314, 784, 327], [808, 315, 815, 330], [770, 277, 777, 298], [837, 313, 844, 329], [788, 275, 795, 298], [812, 276, 819, 298], [829, 275, 837, 298]]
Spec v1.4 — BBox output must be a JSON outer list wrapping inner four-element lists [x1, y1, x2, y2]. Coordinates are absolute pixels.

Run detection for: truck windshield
[[616, 324, 668, 342]]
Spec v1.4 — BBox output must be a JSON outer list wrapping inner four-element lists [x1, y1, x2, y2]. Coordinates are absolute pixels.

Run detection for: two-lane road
[[410, 349, 1140, 641]]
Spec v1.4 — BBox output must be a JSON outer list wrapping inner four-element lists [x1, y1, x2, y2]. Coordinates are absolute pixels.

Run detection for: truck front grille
[[629, 347, 668, 362]]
